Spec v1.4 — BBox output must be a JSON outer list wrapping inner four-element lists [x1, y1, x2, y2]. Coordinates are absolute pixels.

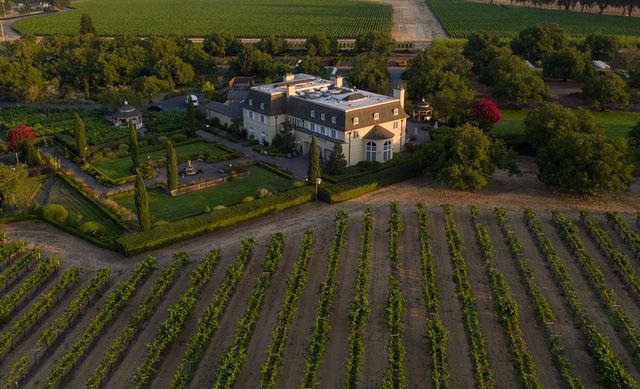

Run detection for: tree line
[[506, 0, 639, 16]]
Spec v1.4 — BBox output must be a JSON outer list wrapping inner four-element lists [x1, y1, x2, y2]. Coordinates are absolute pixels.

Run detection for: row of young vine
[[552, 212, 640, 370], [469, 206, 539, 389], [382, 202, 406, 389], [213, 233, 286, 388], [0, 240, 27, 266], [259, 230, 315, 389], [442, 204, 495, 389], [493, 208, 583, 389], [343, 209, 373, 389], [131, 246, 232, 387], [580, 213, 640, 300], [44, 256, 157, 388], [299, 210, 349, 389], [85, 253, 189, 388], [170, 242, 255, 388], [605, 212, 640, 259], [416, 204, 449, 389], [0, 248, 40, 290], [524, 210, 636, 388], [0, 257, 60, 325]]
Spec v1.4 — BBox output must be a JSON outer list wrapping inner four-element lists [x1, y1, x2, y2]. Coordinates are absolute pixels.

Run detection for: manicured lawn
[[493, 109, 640, 139], [92, 141, 229, 180], [12, 0, 391, 38], [114, 166, 294, 222], [2, 176, 45, 213], [46, 177, 125, 239]]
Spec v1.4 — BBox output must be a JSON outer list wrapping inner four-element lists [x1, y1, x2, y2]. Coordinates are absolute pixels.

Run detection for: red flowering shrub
[[7, 125, 36, 151], [472, 99, 501, 129]]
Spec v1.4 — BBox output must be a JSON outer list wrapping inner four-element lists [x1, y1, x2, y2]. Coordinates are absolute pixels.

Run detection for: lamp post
[[315, 177, 322, 201]]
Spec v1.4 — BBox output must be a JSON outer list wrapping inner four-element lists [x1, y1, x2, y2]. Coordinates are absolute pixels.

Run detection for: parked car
[[185, 95, 199, 107], [146, 104, 165, 112]]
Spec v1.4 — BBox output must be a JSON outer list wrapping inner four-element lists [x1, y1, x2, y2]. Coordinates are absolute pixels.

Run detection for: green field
[[426, 0, 640, 38], [13, 0, 392, 38], [493, 110, 640, 138], [92, 141, 229, 180], [114, 166, 294, 222], [46, 177, 125, 238]]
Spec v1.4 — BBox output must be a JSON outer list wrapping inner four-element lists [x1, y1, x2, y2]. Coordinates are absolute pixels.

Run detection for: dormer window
[[331, 116, 336, 124], [260, 102, 265, 110], [311, 110, 316, 118], [393, 108, 399, 116], [321, 113, 326, 121], [249, 99, 253, 106], [373, 113, 380, 121], [353, 117, 359, 125]]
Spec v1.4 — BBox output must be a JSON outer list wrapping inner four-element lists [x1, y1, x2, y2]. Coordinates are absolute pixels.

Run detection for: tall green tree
[[166, 142, 178, 191], [187, 95, 197, 137], [349, 54, 390, 94], [74, 113, 88, 159], [134, 173, 151, 231], [129, 121, 140, 168], [355, 31, 395, 56], [79, 13, 97, 35], [510, 24, 567, 62], [324, 141, 347, 175], [308, 137, 321, 183], [24, 140, 42, 167], [583, 72, 630, 110]]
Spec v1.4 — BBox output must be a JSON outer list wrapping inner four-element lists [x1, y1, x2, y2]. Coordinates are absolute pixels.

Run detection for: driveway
[[372, 0, 448, 49]]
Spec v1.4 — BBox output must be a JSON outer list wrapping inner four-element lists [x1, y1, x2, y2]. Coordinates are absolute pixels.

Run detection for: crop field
[[1, 203, 640, 388], [12, 0, 392, 38], [426, 0, 640, 38]]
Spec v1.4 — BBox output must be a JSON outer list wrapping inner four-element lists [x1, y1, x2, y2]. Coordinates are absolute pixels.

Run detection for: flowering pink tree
[[472, 99, 501, 130], [7, 125, 36, 151]]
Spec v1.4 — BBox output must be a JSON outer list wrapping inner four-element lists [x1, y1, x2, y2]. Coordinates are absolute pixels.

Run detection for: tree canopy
[[583, 72, 630, 110], [511, 23, 567, 62], [349, 54, 390, 94]]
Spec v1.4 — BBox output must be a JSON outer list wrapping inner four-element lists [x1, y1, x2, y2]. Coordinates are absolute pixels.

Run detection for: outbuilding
[[111, 101, 143, 129]]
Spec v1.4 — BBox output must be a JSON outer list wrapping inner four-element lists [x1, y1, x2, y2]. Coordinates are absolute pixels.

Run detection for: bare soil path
[[373, 0, 448, 49]]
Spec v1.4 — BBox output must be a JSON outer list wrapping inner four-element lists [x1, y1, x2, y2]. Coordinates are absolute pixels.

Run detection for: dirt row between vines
[[2, 205, 640, 388]]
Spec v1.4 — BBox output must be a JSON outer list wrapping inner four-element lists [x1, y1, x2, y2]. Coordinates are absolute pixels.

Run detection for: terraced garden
[[1, 205, 640, 388], [12, 0, 392, 38]]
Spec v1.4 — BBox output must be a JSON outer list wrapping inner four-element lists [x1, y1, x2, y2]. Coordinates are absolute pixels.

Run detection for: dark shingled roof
[[114, 101, 142, 118], [364, 125, 394, 140], [206, 101, 244, 120]]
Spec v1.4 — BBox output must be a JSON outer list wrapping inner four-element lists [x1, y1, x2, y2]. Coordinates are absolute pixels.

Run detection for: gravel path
[[374, 0, 448, 49]]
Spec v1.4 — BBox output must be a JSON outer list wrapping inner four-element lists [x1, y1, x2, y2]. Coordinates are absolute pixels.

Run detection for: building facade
[[242, 74, 408, 166]]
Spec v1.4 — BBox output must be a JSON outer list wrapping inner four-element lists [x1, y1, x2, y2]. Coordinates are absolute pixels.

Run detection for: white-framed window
[[260, 102, 265, 110], [260, 114, 266, 124], [320, 126, 326, 135], [354, 131, 360, 139], [331, 129, 336, 138], [366, 142, 376, 162], [321, 113, 326, 121], [311, 110, 316, 118], [393, 108, 399, 116], [393, 121, 399, 129], [248, 99, 253, 106], [248, 111, 255, 119], [373, 112, 380, 120], [310, 123, 316, 132], [353, 117, 359, 125], [331, 116, 336, 124], [383, 140, 392, 161], [249, 126, 255, 134]]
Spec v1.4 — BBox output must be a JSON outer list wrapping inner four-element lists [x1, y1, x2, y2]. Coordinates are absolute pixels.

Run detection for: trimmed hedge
[[318, 162, 419, 204], [116, 186, 314, 255]]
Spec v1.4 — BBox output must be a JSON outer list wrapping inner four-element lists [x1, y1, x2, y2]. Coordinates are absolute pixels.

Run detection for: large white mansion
[[241, 73, 408, 166]]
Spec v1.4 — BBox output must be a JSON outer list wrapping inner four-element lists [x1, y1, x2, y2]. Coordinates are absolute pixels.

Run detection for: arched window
[[366, 142, 377, 162], [383, 140, 392, 161]]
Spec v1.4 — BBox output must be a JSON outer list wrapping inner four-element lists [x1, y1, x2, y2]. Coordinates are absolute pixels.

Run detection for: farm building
[[242, 73, 408, 166]]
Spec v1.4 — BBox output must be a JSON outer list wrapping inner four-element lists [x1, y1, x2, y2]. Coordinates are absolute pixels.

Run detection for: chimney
[[393, 87, 405, 109], [286, 85, 296, 98], [284, 73, 295, 82], [334, 75, 344, 88]]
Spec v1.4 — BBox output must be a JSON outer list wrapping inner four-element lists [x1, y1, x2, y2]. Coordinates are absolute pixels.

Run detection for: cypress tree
[[187, 95, 196, 137], [74, 113, 88, 159], [134, 173, 151, 231], [129, 121, 140, 168], [79, 13, 97, 35], [24, 140, 42, 167], [166, 142, 178, 190], [307, 136, 321, 182], [325, 141, 347, 175]]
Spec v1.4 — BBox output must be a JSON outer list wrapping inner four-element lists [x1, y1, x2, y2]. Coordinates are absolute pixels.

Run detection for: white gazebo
[[412, 98, 433, 121], [111, 100, 143, 129]]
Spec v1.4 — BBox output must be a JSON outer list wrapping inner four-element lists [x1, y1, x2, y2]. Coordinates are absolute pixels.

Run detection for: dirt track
[[374, 0, 448, 48]]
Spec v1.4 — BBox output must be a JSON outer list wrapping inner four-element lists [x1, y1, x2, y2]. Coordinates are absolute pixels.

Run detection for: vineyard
[[1, 205, 640, 388], [12, 0, 392, 38]]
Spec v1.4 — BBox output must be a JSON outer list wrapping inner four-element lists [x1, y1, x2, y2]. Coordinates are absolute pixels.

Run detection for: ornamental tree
[[7, 125, 36, 151], [74, 113, 88, 159], [471, 99, 501, 130], [166, 142, 178, 191], [307, 136, 321, 183], [325, 141, 347, 175], [134, 173, 151, 231], [129, 122, 139, 168]]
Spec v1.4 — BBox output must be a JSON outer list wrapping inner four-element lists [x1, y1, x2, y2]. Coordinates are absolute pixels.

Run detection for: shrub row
[[416, 204, 449, 389], [343, 209, 373, 389], [300, 210, 349, 388], [38, 268, 111, 347], [606, 212, 640, 259], [318, 162, 419, 204], [213, 233, 286, 388], [0, 267, 80, 357], [117, 187, 314, 255], [470, 207, 538, 389], [442, 204, 495, 389], [0, 248, 40, 291], [525, 210, 636, 388], [382, 202, 407, 389], [259, 230, 316, 389], [170, 242, 255, 388], [86, 254, 189, 389], [44, 257, 157, 388], [494, 209, 583, 389], [0, 257, 60, 325], [131, 248, 229, 387], [0, 240, 27, 265]]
